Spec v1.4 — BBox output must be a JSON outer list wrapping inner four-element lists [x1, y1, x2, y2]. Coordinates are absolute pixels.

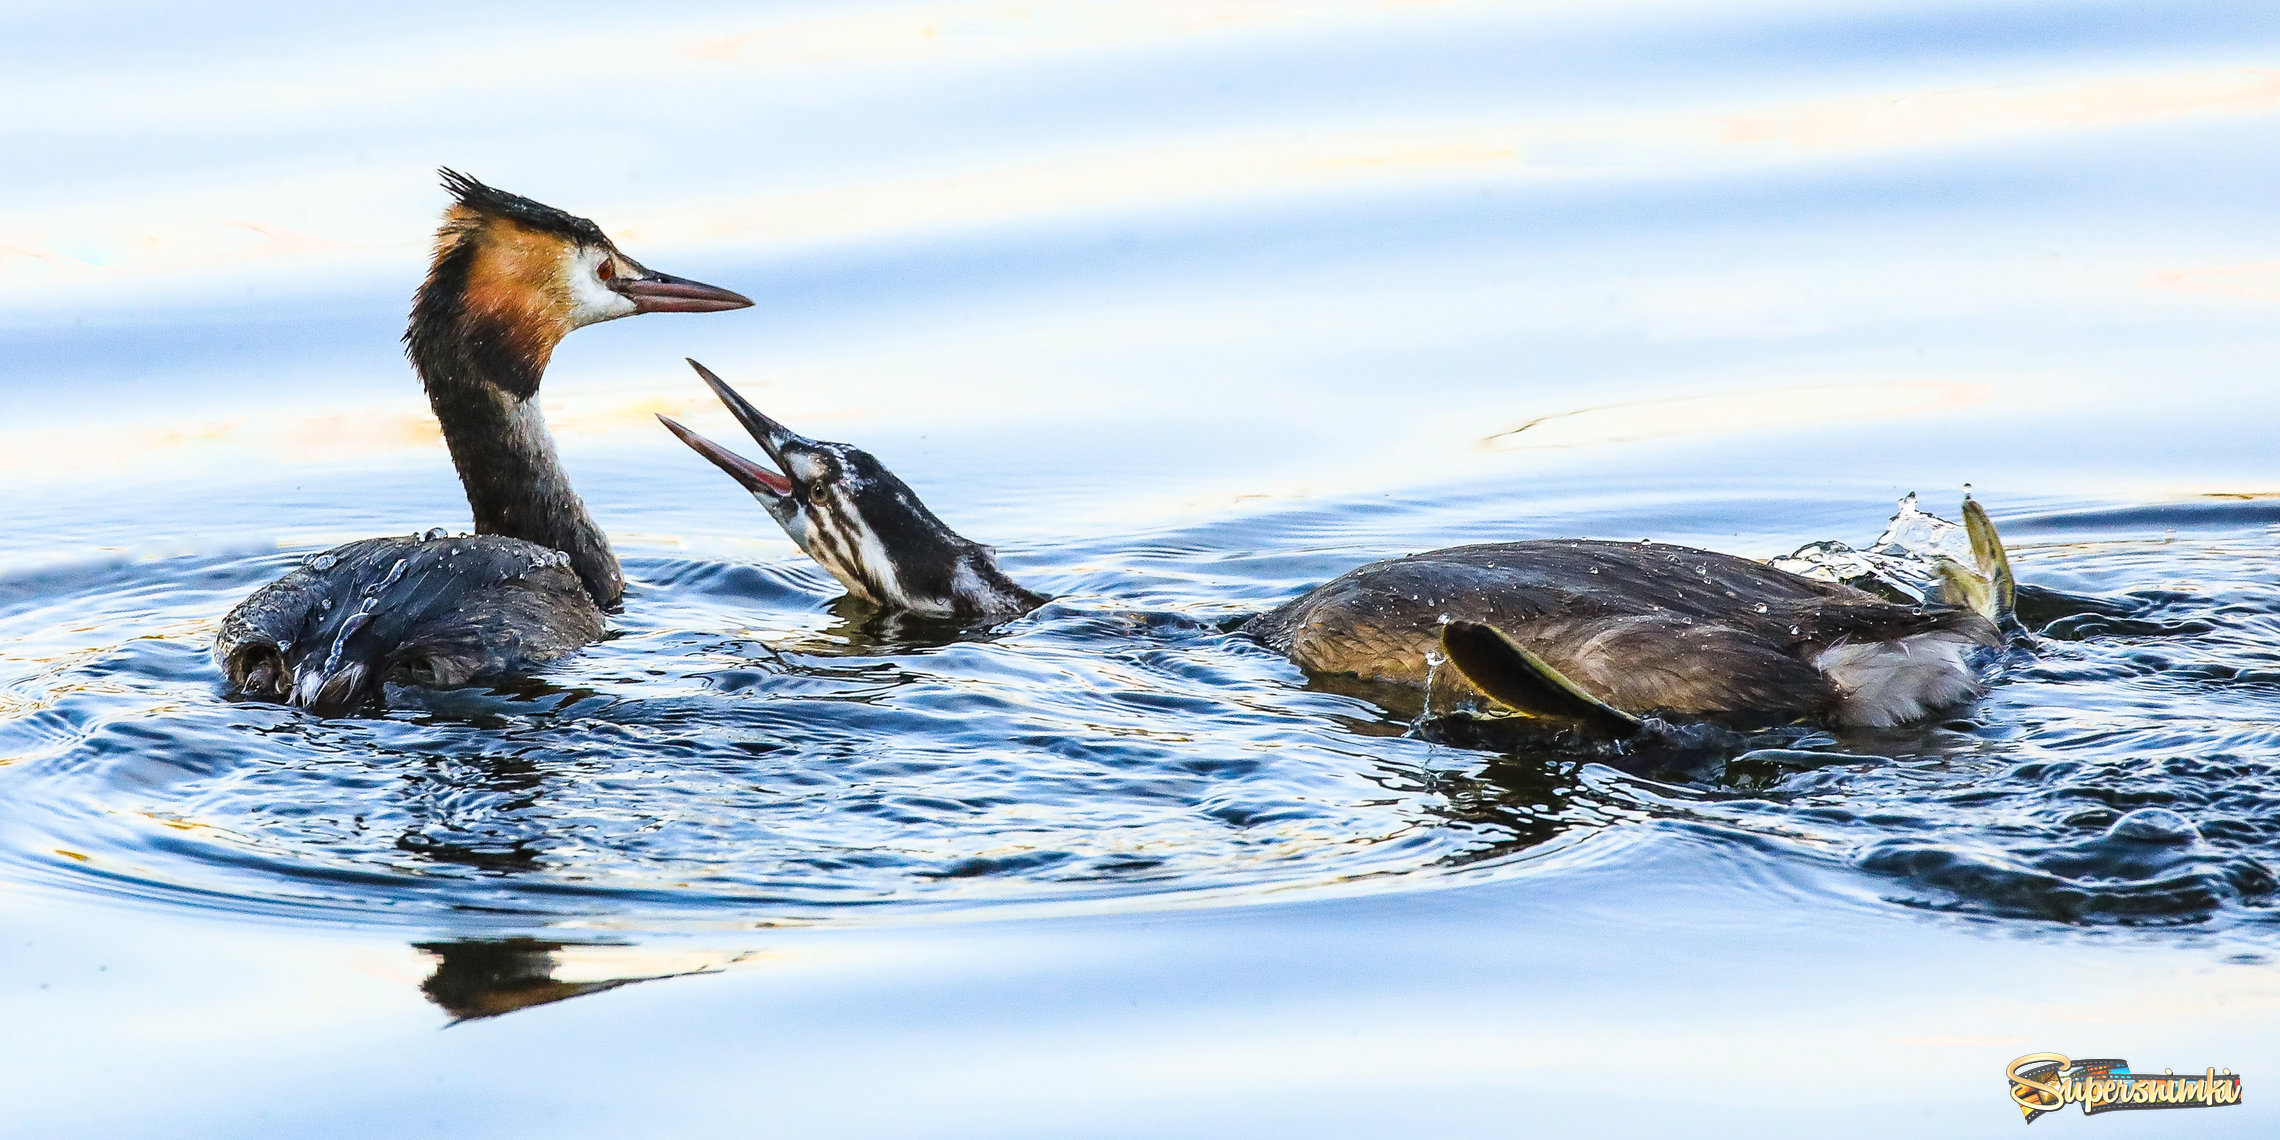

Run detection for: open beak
[[617, 269, 753, 314], [657, 415, 792, 497], [683, 358, 808, 471], [659, 359, 818, 498]]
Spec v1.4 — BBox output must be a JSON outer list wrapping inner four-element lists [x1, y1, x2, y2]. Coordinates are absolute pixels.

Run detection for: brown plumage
[[1243, 540, 2000, 727]]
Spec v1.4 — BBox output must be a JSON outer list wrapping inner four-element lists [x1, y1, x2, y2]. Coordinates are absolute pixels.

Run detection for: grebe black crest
[[217, 171, 752, 715], [661, 371, 2016, 736], [658, 360, 1045, 622]]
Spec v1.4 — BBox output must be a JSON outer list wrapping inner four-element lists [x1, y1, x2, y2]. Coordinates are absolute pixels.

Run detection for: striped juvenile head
[[658, 360, 1045, 622]]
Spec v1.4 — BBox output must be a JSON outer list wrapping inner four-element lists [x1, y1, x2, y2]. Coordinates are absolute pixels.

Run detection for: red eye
[[596, 259, 615, 281]]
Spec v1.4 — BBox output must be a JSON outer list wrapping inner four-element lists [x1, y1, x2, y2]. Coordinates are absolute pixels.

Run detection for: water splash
[[1768, 492, 1979, 603]]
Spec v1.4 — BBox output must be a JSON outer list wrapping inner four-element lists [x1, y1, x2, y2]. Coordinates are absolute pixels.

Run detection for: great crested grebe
[[660, 361, 2018, 738], [216, 171, 752, 714]]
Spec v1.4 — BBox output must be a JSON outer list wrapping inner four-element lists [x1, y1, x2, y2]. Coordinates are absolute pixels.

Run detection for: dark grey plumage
[[217, 534, 602, 715]]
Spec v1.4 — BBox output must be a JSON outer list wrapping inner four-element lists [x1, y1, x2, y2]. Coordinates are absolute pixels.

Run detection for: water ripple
[[5, 503, 2280, 937]]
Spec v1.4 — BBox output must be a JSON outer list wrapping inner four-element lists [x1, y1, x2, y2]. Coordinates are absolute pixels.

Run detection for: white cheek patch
[[564, 248, 637, 328]]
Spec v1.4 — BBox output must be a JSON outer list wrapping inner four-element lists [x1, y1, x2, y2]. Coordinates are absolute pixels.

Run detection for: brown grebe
[[216, 171, 752, 714], [659, 362, 2015, 737]]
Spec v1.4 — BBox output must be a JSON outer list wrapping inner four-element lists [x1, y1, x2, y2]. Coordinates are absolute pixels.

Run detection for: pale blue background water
[[4, 1, 2279, 1135]]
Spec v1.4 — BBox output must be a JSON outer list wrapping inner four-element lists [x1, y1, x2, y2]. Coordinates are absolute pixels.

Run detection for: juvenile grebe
[[660, 362, 2014, 736], [658, 361, 1045, 621], [216, 171, 752, 714]]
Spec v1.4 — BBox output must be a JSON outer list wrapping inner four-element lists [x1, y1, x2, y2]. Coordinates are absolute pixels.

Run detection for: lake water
[[5, 1, 2280, 1135]]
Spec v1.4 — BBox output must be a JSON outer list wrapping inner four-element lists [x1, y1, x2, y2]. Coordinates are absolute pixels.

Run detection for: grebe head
[[659, 359, 1045, 621], [408, 169, 752, 398]]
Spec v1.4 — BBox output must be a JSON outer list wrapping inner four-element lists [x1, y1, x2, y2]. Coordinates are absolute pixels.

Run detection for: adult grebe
[[216, 171, 752, 714], [659, 362, 2014, 737]]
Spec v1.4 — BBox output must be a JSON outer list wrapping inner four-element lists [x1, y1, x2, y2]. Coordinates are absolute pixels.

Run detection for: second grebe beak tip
[[658, 413, 792, 497], [681, 359, 805, 465]]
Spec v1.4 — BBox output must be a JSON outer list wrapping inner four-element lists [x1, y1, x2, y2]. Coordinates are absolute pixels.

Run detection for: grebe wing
[[217, 534, 603, 714], [1438, 621, 1643, 736]]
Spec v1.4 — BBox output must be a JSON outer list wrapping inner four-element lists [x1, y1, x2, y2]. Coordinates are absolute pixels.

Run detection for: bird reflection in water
[[415, 939, 745, 1022], [797, 594, 1019, 657], [392, 751, 553, 873]]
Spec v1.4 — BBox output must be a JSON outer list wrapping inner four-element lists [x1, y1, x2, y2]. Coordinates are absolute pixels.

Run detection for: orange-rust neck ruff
[[404, 205, 621, 607]]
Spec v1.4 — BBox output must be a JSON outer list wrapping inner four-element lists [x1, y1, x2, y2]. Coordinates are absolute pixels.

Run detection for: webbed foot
[[1936, 496, 2019, 634]]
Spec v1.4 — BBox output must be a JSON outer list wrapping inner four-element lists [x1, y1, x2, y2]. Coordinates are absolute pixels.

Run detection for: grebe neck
[[405, 254, 621, 608]]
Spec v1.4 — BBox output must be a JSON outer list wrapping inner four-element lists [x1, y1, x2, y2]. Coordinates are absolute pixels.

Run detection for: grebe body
[[218, 172, 751, 714], [1243, 539, 1999, 730]]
